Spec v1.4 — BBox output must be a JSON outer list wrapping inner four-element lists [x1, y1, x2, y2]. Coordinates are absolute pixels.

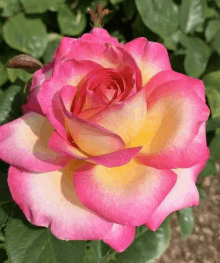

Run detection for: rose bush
[[0, 28, 210, 252]]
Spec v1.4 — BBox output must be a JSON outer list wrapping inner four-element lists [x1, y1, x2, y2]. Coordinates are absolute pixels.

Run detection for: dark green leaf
[[83, 241, 110, 263], [57, 5, 87, 36], [0, 85, 23, 125], [163, 30, 181, 51], [3, 13, 48, 58], [205, 20, 220, 42], [20, 0, 65, 14], [7, 68, 32, 83], [211, 29, 220, 57], [215, 0, 220, 9], [114, 219, 170, 263], [0, 160, 10, 203], [206, 7, 219, 19], [122, 0, 136, 20], [177, 207, 194, 239], [180, 34, 211, 77], [196, 184, 206, 200], [135, 0, 179, 38], [110, 0, 124, 4], [209, 133, 220, 160], [203, 71, 220, 118], [199, 157, 217, 177], [0, 61, 8, 87], [206, 117, 220, 132], [0, 202, 12, 230], [5, 207, 86, 263], [43, 33, 62, 64], [0, 0, 20, 17], [179, 0, 206, 34]]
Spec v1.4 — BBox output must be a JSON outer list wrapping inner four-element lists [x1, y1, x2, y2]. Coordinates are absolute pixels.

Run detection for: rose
[[0, 28, 210, 252]]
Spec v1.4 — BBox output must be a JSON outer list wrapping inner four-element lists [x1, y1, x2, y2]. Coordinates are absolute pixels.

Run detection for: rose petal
[[37, 59, 102, 140], [0, 112, 71, 172], [103, 224, 135, 253], [61, 94, 125, 156], [64, 42, 142, 88], [49, 130, 141, 167], [22, 61, 54, 115], [144, 70, 206, 101], [89, 88, 147, 145], [130, 80, 210, 169], [8, 162, 112, 241], [145, 162, 206, 231], [74, 159, 177, 226], [123, 38, 171, 85], [80, 28, 121, 46], [53, 37, 77, 64]]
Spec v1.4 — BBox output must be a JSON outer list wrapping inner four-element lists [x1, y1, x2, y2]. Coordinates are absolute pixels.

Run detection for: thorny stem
[[87, 2, 111, 28]]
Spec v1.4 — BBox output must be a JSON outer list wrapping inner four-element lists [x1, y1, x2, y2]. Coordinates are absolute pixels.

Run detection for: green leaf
[[163, 30, 181, 51], [0, 61, 8, 87], [205, 20, 220, 42], [110, 0, 124, 4], [57, 5, 87, 36], [203, 71, 220, 118], [7, 68, 32, 83], [43, 33, 62, 64], [0, 0, 8, 8], [83, 241, 110, 263], [122, 0, 136, 20], [180, 34, 211, 78], [215, 0, 220, 9], [206, 7, 219, 19], [0, 160, 10, 203], [199, 157, 216, 177], [211, 29, 220, 56], [3, 13, 48, 58], [206, 117, 220, 132], [0, 0, 20, 17], [20, 0, 65, 13], [135, 0, 179, 38], [0, 85, 22, 125], [178, 207, 194, 239], [0, 202, 12, 230], [179, 0, 206, 34], [114, 219, 170, 263], [196, 184, 206, 200], [5, 207, 86, 263], [209, 133, 220, 160]]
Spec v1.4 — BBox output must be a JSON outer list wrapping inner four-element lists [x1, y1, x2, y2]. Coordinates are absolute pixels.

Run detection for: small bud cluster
[[88, 2, 111, 28]]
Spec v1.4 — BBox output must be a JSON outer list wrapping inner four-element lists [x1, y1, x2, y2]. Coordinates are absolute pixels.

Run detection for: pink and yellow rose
[[0, 29, 210, 252]]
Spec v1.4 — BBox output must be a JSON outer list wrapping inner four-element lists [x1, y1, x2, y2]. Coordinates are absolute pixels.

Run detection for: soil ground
[[154, 170, 220, 263]]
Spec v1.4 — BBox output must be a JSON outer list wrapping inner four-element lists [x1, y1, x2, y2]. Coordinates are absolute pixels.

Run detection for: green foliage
[[135, 0, 179, 38], [3, 13, 48, 58], [0, 85, 23, 125], [0, 61, 8, 86], [113, 220, 170, 263], [20, 0, 65, 14], [5, 207, 86, 263], [196, 184, 206, 200], [177, 207, 194, 239], [199, 157, 217, 177], [179, 34, 211, 77], [179, 0, 206, 34], [203, 71, 220, 118], [57, 4, 87, 36]]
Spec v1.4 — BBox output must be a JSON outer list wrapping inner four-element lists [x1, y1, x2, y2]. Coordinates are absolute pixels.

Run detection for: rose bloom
[[0, 29, 209, 252]]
